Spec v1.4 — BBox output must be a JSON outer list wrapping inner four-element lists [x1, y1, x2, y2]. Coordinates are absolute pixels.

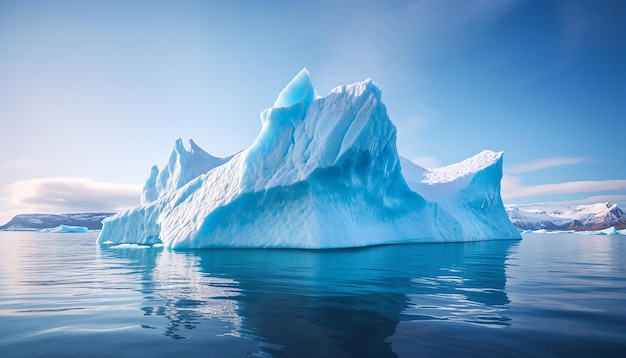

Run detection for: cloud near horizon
[[3, 177, 141, 218], [502, 174, 626, 201], [507, 156, 587, 174], [515, 195, 626, 208]]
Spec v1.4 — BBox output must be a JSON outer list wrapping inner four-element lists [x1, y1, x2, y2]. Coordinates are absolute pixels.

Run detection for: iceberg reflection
[[102, 239, 517, 356], [99, 246, 242, 340], [145, 250, 242, 339]]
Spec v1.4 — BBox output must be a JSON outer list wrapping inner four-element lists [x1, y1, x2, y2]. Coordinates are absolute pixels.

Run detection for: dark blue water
[[0, 232, 624, 357]]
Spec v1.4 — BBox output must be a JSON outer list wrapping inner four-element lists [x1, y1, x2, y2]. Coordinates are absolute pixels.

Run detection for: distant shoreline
[[0, 213, 116, 231]]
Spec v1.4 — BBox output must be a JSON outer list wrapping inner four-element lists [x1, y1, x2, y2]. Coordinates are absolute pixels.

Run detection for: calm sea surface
[[0, 232, 624, 357]]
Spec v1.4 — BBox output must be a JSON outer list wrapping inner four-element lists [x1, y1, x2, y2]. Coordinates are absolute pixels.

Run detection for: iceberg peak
[[273, 68, 318, 109], [330, 77, 381, 99], [174, 137, 185, 153], [174, 138, 206, 156], [188, 138, 204, 153], [140, 138, 235, 204]]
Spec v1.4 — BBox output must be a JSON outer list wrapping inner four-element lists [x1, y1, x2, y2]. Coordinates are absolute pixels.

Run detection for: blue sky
[[0, 0, 624, 223]]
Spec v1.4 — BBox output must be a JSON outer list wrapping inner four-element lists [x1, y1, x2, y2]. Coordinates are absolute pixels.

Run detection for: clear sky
[[0, 0, 624, 224]]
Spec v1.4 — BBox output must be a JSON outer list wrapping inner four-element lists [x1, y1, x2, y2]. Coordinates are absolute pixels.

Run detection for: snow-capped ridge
[[506, 202, 626, 231], [423, 150, 503, 185], [521, 226, 623, 236], [400, 150, 504, 203]]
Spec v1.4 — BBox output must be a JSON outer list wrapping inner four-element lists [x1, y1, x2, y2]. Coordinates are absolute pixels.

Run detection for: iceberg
[[98, 69, 520, 249], [44, 225, 89, 233]]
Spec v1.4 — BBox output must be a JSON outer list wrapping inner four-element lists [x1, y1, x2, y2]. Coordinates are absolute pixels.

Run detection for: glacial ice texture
[[98, 69, 520, 249]]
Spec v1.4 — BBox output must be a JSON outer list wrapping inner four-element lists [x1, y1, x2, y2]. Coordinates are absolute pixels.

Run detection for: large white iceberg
[[98, 69, 520, 249]]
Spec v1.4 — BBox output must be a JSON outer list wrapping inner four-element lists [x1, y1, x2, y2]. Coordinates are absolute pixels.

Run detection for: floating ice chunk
[[43, 225, 89, 233], [591, 226, 619, 235], [110, 243, 151, 249]]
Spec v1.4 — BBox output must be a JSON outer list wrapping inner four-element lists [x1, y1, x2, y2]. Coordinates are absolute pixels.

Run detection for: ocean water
[[0, 232, 624, 357]]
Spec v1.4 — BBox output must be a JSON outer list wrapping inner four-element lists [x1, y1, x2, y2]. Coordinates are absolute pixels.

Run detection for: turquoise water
[[0, 232, 624, 357]]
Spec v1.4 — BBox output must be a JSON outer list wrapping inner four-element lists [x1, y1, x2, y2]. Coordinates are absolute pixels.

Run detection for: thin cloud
[[5, 177, 141, 215], [507, 157, 587, 174], [502, 174, 626, 200], [0, 158, 33, 169]]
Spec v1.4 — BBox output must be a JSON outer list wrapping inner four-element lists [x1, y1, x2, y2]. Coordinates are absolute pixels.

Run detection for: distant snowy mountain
[[0, 213, 115, 231], [505, 202, 626, 231]]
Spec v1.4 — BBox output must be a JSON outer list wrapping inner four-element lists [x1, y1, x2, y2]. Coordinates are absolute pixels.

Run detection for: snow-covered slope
[[401, 150, 515, 241], [98, 69, 520, 249], [506, 202, 626, 231], [0, 213, 115, 231]]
